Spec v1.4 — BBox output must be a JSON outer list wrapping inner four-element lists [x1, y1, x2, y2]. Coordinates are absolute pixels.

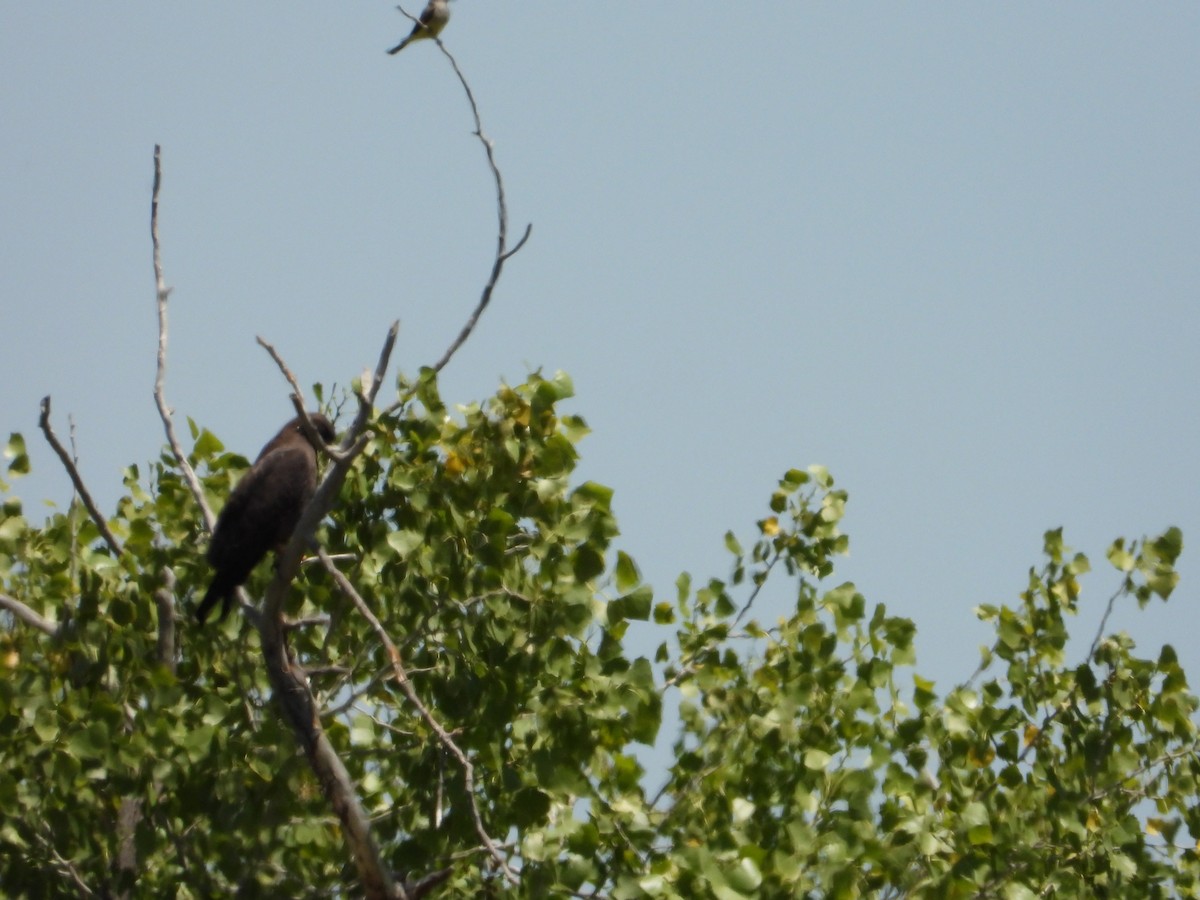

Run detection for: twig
[[67, 415, 80, 588], [1017, 578, 1127, 765], [730, 547, 783, 631], [34, 827, 96, 898], [150, 145, 216, 532], [253, 335, 333, 457], [322, 662, 396, 719], [37, 397, 122, 556], [0, 592, 57, 636], [1086, 580, 1125, 662], [318, 547, 520, 886], [255, 335, 308, 410], [398, 866, 454, 899], [256, 324, 397, 463], [661, 548, 784, 692]]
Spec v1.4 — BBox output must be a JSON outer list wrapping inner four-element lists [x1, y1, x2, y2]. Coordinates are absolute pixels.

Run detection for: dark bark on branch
[[37, 397, 122, 556]]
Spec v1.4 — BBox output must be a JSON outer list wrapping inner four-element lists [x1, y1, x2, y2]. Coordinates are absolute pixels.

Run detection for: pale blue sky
[[2, 5, 1198, 690]]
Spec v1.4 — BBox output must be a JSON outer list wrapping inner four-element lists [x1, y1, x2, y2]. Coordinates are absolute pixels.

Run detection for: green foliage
[[0, 373, 1196, 897]]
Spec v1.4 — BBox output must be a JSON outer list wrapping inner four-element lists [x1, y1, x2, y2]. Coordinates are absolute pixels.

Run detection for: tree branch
[[383, 45, 530, 418], [253, 328, 401, 898], [37, 396, 122, 556], [318, 547, 520, 886], [0, 591, 57, 636], [149, 145, 216, 532], [428, 46, 531, 376], [256, 324, 397, 464]]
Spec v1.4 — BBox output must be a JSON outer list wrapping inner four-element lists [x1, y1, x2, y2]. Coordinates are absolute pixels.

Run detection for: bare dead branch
[[150, 145, 216, 532], [66, 415, 80, 588], [318, 547, 520, 886], [253, 336, 331, 460], [366, 321, 400, 411], [0, 592, 58, 636], [250, 324, 402, 899], [255, 335, 308, 409], [381, 43, 529, 419], [37, 396, 122, 556], [428, 46, 532, 377], [117, 796, 143, 875], [256, 323, 397, 464], [154, 566, 177, 673]]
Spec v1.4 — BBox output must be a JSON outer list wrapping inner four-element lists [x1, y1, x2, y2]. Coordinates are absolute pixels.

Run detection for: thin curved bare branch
[[382, 43, 531, 418], [37, 397, 122, 556], [428, 44, 532, 376]]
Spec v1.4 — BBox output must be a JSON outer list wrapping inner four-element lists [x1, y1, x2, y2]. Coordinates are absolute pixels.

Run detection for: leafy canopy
[[0, 370, 1195, 898]]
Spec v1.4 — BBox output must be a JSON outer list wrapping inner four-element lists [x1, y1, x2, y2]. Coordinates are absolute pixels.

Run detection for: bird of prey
[[195, 414, 337, 625], [387, 0, 451, 54]]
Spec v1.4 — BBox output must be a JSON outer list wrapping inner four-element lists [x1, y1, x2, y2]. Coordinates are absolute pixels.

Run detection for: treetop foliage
[[1, 369, 1196, 898]]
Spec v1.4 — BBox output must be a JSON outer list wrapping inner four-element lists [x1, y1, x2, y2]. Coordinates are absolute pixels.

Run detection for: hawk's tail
[[195, 577, 234, 625]]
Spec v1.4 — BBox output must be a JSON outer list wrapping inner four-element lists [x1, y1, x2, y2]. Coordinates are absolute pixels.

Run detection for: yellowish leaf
[[445, 451, 467, 477], [967, 745, 995, 768]]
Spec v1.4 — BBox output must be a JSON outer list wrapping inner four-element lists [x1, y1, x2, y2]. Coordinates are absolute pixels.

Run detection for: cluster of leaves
[[0, 372, 1197, 898]]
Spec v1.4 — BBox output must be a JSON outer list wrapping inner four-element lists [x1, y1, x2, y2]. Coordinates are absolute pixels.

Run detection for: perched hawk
[[195, 414, 337, 624]]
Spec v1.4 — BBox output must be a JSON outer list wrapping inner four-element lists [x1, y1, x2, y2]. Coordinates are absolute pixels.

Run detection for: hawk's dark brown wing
[[195, 414, 334, 624]]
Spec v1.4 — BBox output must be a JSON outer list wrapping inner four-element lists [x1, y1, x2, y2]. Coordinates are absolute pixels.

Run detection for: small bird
[[195, 414, 337, 625], [388, 0, 451, 54]]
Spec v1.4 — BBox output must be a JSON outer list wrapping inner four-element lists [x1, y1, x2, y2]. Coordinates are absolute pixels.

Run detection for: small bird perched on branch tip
[[388, 0, 451, 54], [195, 414, 337, 625]]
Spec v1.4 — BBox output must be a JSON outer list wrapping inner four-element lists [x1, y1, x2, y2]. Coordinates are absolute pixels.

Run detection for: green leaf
[[726, 856, 763, 893], [573, 545, 606, 582], [1154, 526, 1183, 562], [386, 529, 424, 558], [619, 586, 652, 621], [724, 531, 743, 556], [192, 428, 224, 458], [512, 787, 551, 828], [803, 749, 832, 771], [4, 433, 29, 475], [615, 551, 641, 593], [1104, 542, 1132, 571]]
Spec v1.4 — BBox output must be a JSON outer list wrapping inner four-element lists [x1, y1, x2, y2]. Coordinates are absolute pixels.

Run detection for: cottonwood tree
[[2, 27, 1199, 900]]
